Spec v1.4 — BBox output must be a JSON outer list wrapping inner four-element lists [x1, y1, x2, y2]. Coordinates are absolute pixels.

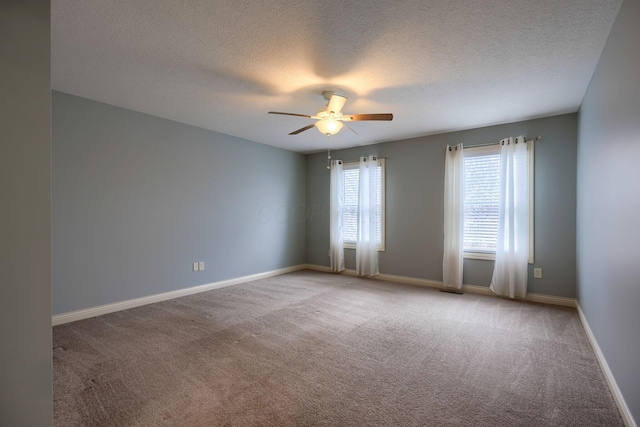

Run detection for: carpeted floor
[[53, 270, 624, 426]]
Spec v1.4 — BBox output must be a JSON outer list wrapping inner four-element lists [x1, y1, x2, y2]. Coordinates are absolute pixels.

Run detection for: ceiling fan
[[269, 91, 393, 136]]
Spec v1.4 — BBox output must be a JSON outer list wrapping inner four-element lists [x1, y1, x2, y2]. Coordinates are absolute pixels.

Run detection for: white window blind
[[343, 168, 359, 243], [342, 161, 384, 248], [463, 147, 501, 253]]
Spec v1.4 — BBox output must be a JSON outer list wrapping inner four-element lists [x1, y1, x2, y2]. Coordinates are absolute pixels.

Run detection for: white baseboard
[[523, 291, 576, 307], [304, 265, 445, 289], [305, 264, 333, 273], [462, 284, 576, 307], [52, 264, 307, 326], [304, 264, 576, 308], [576, 303, 637, 427]]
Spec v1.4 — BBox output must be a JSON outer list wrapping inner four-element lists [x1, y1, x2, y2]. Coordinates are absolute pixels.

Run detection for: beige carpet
[[53, 270, 623, 426]]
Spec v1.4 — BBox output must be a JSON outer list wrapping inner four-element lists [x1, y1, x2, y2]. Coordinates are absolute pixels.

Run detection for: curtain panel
[[490, 136, 529, 298], [355, 155, 379, 277], [443, 143, 464, 289], [329, 160, 345, 272]]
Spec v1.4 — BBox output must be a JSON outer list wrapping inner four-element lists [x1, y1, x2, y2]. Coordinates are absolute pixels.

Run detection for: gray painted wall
[[577, 0, 640, 422], [52, 92, 306, 315], [0, 1, 53, 425], [307, 114, 577, 298]]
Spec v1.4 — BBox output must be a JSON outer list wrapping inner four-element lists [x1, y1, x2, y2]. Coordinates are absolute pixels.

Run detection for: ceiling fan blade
[[326, 94, 347, 114], [288, 123, 316, 135], [269, 111, 312, 118], [343, 113, 393, 121]]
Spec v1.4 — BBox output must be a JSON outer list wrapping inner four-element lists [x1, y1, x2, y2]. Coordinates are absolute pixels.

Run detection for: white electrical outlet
[[193, 262, 199, 272], [199, 261, 205, 271], [534, 268, 542, 279]]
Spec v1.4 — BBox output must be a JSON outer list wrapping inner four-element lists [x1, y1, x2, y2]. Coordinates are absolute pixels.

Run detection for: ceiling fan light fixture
[[316, 118, 343, 136]]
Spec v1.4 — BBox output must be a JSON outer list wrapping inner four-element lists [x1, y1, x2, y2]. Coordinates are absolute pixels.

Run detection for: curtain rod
[[463, 135, 542, 149], [339, 155, 389, 164]]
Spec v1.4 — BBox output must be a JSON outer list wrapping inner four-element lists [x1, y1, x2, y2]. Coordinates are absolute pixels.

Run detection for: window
[[463, 146, 501, 256], [342, 159, 385, 250], [463, 144, 534, 262]]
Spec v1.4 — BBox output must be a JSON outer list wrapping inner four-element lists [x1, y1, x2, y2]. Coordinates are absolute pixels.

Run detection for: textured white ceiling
[[52, 0, 622, 153]]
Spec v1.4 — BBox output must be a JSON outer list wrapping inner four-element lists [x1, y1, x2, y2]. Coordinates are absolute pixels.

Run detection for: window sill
[[344, 243, 385, 252], [464, 251, 534, 264], [464, 251, 495, 261]]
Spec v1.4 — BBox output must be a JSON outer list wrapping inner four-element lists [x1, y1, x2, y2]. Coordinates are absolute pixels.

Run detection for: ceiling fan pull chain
[[326, 136, 332, 169]]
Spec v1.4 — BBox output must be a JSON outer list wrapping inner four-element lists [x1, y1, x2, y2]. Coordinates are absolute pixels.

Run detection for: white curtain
[[329, 160, 345, 272], [490, 136, 529, 298], [356, 155, 379, 277], [443, 143, 464, 290]]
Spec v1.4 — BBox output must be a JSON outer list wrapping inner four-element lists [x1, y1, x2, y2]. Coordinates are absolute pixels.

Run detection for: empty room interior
[[2, 0, 639, 426]]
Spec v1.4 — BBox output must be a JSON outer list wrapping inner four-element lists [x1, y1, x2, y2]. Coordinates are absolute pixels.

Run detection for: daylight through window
[[463, 146, 501, 254], [342, 160, 385, 249], [462, 144, 533, 262]]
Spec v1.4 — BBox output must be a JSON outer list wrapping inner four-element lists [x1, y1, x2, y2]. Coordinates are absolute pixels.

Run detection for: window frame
[[342, 158, 386, 252], [462, 142, 534, 264]]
